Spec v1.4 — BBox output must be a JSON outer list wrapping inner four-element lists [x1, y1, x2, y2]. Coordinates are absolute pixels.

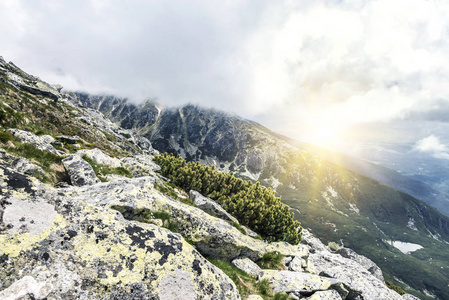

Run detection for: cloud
[[414, 135, 449, 159], [1, 0, 449, 140]]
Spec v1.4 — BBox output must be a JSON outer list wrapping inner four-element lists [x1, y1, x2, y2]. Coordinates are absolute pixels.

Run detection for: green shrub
[[328, 241, 340, 251], [0, 130, 13, 143], [153, 153, 302, 244]]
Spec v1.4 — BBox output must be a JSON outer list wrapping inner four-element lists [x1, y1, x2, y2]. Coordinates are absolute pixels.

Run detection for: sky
[[1, 0, 449, 154]]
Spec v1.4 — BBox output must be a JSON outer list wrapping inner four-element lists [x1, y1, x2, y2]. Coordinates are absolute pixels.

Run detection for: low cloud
[[414, 135, 449, 160], [1, 0, 449, 140]]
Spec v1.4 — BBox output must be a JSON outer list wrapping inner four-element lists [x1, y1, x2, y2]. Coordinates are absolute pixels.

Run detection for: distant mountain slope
[[76, 93, 449, 299]]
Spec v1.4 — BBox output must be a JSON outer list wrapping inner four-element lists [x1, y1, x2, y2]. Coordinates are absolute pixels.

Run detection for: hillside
[[0, 57, 425, 299], [74, 94, 449, 300]]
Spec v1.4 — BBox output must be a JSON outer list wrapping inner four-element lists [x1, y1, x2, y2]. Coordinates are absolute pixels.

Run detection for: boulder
[[335, 247, 384, 281], [190, 190, 239, 223], [77, 148, 121, 167], [288, 256, 307, 272], [303, 290, 342, 300], [259, 270, 334, 294], [0, 166, 240, 299], [62, 154, 101, 186], [247, 295, 263, 300], [12, 157, 44, 177], [307, 251, 402, 300], [7, 129, 63, 156], [121, 154, 161, 177], [232, 258, 262, 277]]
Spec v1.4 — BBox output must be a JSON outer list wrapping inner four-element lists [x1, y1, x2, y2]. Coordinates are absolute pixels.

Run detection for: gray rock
[[190, 190, 239, 223], [77, 148, 121, 167], [336, 247, 384, 281], [0, 166, 240, 299], [259, 270, 334, 293], [304, 290, 342, 300], [12, 157, 44, 177], [121, 154, 161, 177], [6, 129, 64, 156], [247, 295, 263, 300], [232, 258, 263, 277], [301, 229, 328, 252], [56, 135, 80, 144], [402, 294, 421, 300], [62, 154, 101, 186], [288, 256, 307, 272], [242, 225, 258, 237], [307, 251, 402, 300], [0, 276, 53, 300]]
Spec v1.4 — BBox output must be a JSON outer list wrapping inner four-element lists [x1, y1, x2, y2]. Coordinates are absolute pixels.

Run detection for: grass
[[207, 258, 291, 300], [154, 182, 197, 207], [81, 154, 133, 180], [257, 252, 285, 270], [385, 280, 406, 295], [111, 205, 178, 232], [229, 221, 246, 235]]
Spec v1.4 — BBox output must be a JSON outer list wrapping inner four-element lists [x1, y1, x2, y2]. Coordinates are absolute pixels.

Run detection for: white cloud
[[414, 135, 449, 159], [1, 0, 449, 141]]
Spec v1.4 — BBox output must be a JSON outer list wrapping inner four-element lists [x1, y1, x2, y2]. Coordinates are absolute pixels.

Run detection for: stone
[[7, 129, 63, 156], [304, 290, 342, 300], [259, 270, 334, 293], [301, 229, 328, 252], [77, 148, 121, 167], [121, 154, 161, 177], [190, 190, 239, 223], [242, 225, 258, 237], [56, 135, 80, 144], [62, 154, 101, 186], [232, 258, 262, 277], [0, 166, 240, 299], [402, 294, 421, 300], [307, 251, 402, 300], [335, 247, 384, 281], [0, 276, 53, 300], [12, 157, 44, 177], [247, 295, 264, 300], [288, 256, 307, 272]]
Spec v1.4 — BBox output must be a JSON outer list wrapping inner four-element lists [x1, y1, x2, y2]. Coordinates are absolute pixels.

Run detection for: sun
[[302, 120, 347, 150]]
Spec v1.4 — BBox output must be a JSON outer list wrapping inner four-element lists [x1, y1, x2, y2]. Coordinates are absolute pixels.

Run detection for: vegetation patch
[[154, 182, 196, 207], [207, 258, 291, 300], [385, 280, 406, 295], [81, 155, 132, 180], [111, 205, 178, 232], [153, 153, 302, 244], [257, 252, 285, 270]]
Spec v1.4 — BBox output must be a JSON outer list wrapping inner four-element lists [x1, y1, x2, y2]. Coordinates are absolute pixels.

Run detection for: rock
[[247, 295, 263, 300], [303, 290, 342, 300], [7, 129, 64, 156], [402, 294, 421, 300], [12, 157, 44, 177], [77, 148, 121, 167], [56, 135, 80, 144], [288, 256, 307, 272], [301, 229, 328, 252], [242, 225, 258, 237], [121, 154, 161, 177], [62, 154, 101, 186], [190, 190, 239, 223], [0, 276, 53, 300], [232, 258, 262, 277], [307, 251, 402, 300], [335, 247, 384, 281], [0, 167, 240, 299], [259, 270, 334, 293], [104, 174, 128, 181]]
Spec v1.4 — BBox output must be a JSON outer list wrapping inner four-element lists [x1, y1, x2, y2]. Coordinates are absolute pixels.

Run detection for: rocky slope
[[74, 94, 449, 300], [0, 56, 425, 299]]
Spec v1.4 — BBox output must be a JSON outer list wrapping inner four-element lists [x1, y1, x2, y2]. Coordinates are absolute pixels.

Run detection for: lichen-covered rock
[[190, 190, 239, 223], [242, 225, 258, 237], [62, 154, 101, 186], [6, 128, 64, 156], [121, 154, 161, 177], [288, 256, 307, 272], [301, 229, 328, 252], [259, 270, 334, 294], [77, 148, 121, 167], [246, 295, 263, 300], [303, 290, 342, 300], [0, 167, 240, 299], [232, 258, 262, 277], [335, 247, 384, 281], [12, 157, 45, 177], [307, 251, 402, 300]]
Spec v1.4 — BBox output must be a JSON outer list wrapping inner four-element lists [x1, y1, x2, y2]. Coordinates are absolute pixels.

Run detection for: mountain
[[75, 94, 449, 300], [0, 57, 425, 299]]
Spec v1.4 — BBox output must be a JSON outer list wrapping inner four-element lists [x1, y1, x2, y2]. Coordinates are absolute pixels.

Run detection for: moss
[[229, 222, 246, 235], [154, 183, 197, 207]]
